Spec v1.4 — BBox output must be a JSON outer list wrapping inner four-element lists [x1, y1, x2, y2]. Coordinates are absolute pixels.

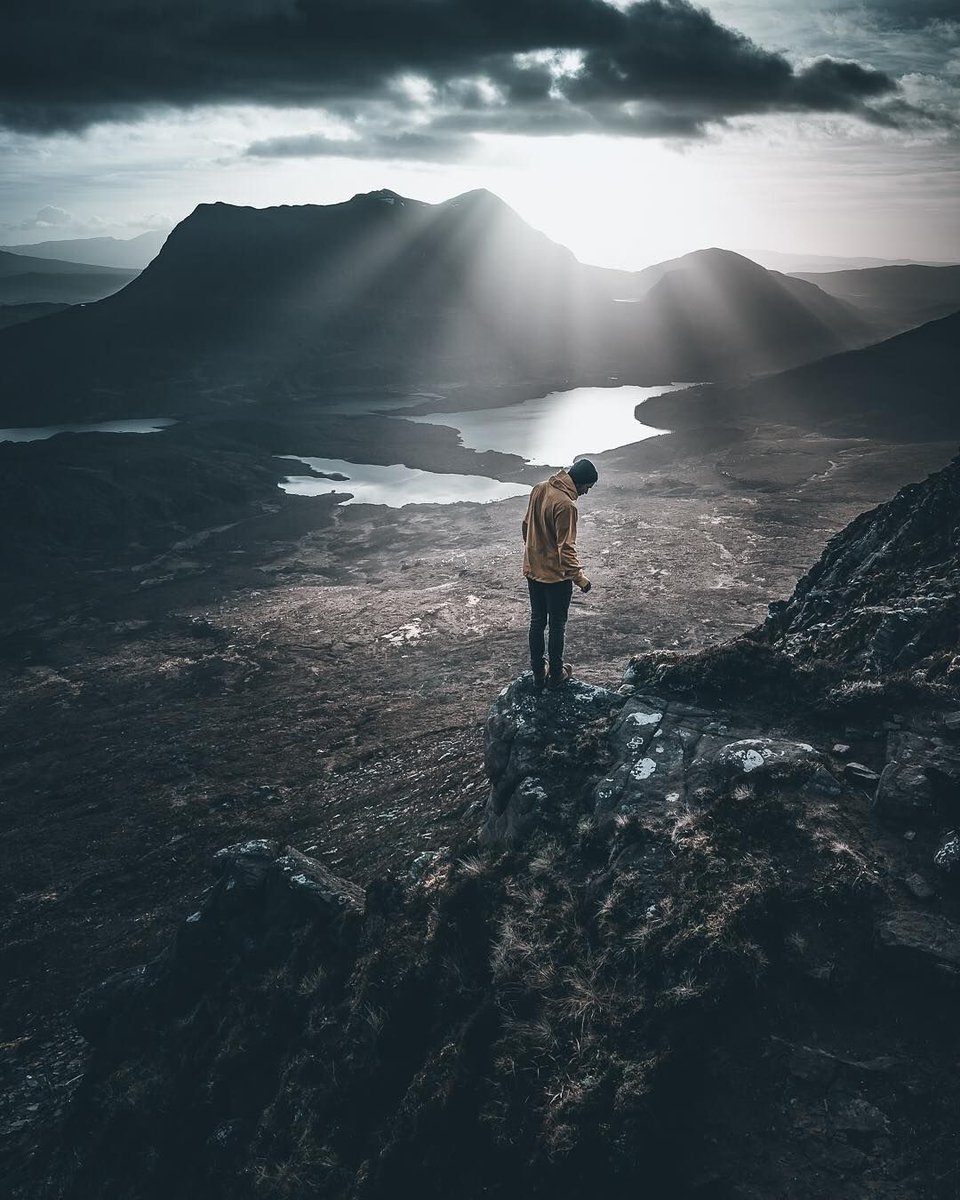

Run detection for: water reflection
[[278, 456, 530, 508], [0, 418, 176, 443], [404, 384, 684, 465]]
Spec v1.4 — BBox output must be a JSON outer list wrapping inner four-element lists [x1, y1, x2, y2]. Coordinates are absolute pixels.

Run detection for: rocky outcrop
[[484, 679, 845, 846], [33, 450, 960, 1200], [74, 839, 364, 1047], [759, 452, 960, 676], [483, 675, 624, 844]]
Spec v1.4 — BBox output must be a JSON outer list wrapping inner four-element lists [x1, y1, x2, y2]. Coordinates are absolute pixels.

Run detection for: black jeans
[[527, 578, 573, 676]]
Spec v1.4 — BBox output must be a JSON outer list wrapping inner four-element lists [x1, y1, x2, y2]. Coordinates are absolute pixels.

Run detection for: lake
[[0, 418, 176, 443], [278, 457, 532, 506], [402, 384, 681, 466], [279, 383, 687, 507]]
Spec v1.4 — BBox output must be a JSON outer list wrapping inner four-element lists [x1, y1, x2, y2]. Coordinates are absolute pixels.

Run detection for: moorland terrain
[[1, 189, 959, 1197]]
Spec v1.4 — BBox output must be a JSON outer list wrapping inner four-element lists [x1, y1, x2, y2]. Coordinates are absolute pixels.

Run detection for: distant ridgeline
[[0, 248, 137, 306], [634, 307, 960, 441], [0, 187, 933, 426], [34, 453, 960, 1199]]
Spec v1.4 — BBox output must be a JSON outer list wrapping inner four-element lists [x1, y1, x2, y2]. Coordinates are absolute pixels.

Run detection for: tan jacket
[[522, 470, 589, 587]]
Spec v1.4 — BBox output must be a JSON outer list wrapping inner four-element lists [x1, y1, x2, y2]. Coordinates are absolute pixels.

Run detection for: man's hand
[[579, 577, 592, 594]]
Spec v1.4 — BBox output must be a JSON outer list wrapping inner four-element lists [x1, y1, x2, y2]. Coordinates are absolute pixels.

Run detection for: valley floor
[[0, 416, 954, 1186]]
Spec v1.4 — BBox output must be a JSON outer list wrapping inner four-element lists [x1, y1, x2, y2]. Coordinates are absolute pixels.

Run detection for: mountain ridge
[[1, 229, 168, 270], [0, 189, 886, 425], [789, 264, 960, 334]]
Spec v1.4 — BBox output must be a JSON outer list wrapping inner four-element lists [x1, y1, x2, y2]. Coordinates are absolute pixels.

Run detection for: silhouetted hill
[[0, 250, 132, 279], [0, 249, 137, 305], [1, 230, 168, 270], [0, 192, 875, 425], [637, 309, 960, 439], [737, 308, 960, 435], [629, 248, 870, 376], [741, 248, 955, 273], [791, 264, 960, 334]]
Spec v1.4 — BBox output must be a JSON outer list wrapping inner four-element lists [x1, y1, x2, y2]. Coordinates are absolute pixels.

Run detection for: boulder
[[877, 909, 960, 975], [873, 760, 934, 826], [713, 738, 841, 795], [267, 847, 365, 922], [212, 838, 282, 889], [173, 840, 363, 984]]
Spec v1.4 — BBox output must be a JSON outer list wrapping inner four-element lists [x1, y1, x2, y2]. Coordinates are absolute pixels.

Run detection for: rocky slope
[[13, 456, 960, 1199], [760, 451, 960, 677]]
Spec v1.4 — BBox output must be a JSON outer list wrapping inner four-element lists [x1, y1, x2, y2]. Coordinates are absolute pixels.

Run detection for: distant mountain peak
[[442, 188, 514, 213], [350, 188, 407, 206], [676, 247, 768, 271]]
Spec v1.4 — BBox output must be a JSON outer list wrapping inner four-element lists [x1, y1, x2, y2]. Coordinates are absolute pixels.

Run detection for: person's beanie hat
[[568, 458, 599, 487]]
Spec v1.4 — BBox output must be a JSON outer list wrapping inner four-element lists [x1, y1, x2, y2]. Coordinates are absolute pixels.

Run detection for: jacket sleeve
[[554, 500, 587, 585], [521, 517, 528, 542]]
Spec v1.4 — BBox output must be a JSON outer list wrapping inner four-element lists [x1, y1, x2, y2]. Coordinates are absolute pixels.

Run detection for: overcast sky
[[1, 0, 957, 268]]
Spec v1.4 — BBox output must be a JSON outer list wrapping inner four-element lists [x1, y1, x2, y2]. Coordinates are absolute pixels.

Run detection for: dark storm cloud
[[0, 0, 934, 143]]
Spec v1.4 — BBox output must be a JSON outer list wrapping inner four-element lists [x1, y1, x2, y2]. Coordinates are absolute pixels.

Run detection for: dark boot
[[546, 662, 573, 689]]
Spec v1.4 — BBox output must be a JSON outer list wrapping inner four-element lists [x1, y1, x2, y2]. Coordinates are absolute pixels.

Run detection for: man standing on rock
[[522, 457, 597, 689]]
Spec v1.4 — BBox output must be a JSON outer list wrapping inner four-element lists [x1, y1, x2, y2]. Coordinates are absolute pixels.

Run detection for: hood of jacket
[[547, 470, 578, 501]]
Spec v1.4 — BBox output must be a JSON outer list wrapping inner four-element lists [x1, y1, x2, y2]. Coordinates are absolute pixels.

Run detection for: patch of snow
[[186, 911, 202, 924], [666, 792, 681, 803]]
